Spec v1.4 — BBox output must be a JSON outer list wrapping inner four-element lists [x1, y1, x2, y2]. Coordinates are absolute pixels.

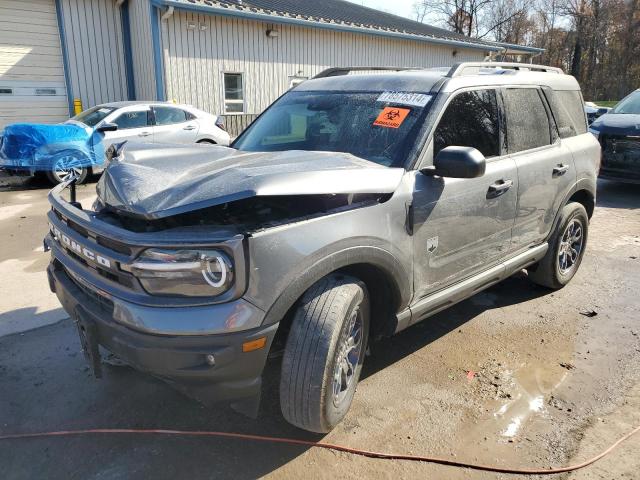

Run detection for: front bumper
[[48, 260, 278, 404]]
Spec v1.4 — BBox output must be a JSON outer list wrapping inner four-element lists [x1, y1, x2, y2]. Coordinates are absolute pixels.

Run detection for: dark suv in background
[[589, 89, 640, 183]]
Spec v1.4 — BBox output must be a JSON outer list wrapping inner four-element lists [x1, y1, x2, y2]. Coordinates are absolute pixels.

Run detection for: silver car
[[53, 101, 231, 184], [45, 63, 599, 433]]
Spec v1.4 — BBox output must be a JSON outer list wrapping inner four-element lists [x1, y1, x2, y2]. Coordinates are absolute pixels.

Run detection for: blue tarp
[[0, 123, 105, 172]]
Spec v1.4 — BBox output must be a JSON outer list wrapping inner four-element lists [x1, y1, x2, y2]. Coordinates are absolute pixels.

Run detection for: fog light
[[205, 354, 216, 366]]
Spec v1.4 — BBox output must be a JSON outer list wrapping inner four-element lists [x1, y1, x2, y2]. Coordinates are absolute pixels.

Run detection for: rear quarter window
[[545, 90, 587, 137]]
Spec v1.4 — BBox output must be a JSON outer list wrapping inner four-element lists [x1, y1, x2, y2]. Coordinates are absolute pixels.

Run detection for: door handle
[[183, 125, 197, 130], [487, 179, 514, 199], [553, 164, 569, 176], [138, 131, 151, 137]]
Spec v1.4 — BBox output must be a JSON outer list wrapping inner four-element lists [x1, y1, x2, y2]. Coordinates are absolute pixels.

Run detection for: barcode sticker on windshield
[[377, 92, 431, 108]]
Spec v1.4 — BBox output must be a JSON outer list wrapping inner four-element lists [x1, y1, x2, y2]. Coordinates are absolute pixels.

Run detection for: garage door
[[0, 0, 69, 129]]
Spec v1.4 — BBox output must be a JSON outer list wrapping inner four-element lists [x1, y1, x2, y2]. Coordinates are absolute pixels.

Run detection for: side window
[[503, 89, 551, 153], [224, 73, 244, 113], [433, 89, 500, 158], [154, 106, 187, 125], [112, 110, 149, 129], [556, 91, 587, 135]]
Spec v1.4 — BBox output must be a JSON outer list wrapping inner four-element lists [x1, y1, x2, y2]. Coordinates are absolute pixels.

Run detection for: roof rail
[[313, 66, 417, 78], [446, 62, 564, 77]]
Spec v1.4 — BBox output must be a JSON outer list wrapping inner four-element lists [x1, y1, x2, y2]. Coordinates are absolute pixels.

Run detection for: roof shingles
[[174, 0, 503, 50]]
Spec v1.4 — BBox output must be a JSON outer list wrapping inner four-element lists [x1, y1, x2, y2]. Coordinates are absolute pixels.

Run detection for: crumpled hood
[[97, 143, 405, 219], [591, 113, 640, 136]]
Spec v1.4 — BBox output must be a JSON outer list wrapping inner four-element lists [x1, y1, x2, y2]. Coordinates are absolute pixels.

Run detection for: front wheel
[[280, 274, 369, 433], [528, 202, 589, 289], [45, 154, 88, 185]]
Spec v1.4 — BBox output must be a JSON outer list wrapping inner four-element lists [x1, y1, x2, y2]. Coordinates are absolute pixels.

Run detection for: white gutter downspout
[[161, 6, 174, 22]]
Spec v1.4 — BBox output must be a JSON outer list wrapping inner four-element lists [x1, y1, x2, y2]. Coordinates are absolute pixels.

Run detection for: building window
[[224, 73, 244, 113], [0, 88, 13, 95], [35, 88, 57, 96]]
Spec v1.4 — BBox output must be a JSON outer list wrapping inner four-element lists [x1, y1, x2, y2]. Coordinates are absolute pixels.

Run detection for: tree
[[412, 0, 640, 101]]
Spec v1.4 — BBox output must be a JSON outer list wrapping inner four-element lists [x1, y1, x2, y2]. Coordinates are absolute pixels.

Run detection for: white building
[[0, 0, 541, 134]]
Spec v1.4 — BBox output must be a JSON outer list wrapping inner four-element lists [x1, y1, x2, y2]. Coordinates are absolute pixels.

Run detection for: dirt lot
[[0, 174, 639, 479]]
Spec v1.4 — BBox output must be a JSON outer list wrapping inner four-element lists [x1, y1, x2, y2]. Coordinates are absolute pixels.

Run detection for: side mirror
[[96, 122, 118, 133], [423, 146, 486, 179]]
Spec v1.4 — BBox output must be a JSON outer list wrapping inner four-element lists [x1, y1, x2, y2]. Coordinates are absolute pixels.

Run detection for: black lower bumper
[[48, 262, 278, 406]]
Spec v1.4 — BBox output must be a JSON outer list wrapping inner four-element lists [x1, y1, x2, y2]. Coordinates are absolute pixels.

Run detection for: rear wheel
[[280, 274, 369, 433], [528, 202, 589, 289]]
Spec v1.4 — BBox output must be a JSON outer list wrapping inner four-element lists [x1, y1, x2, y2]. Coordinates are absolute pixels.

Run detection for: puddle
[[494, 365, 567, 438], [464, 362, 570, 444]]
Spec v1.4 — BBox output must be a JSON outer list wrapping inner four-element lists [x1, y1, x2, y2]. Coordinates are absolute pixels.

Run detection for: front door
[[412, 88, 518, 299]]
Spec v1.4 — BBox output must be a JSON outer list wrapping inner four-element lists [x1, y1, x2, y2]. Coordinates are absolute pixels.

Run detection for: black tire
[[280, 274, 369, 433], [528, 202, 589, 289], [196, 139, 216, 144], [45, 167, 88, 185]]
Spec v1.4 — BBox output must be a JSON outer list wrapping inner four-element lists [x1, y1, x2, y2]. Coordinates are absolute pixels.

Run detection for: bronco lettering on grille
[[49, 224, 112, 268]]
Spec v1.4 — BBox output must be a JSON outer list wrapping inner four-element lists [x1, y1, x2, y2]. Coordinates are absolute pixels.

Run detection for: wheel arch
[[196, 138, 217, 144], [567, 188, 595, 218], [264, 246, 411, 353]]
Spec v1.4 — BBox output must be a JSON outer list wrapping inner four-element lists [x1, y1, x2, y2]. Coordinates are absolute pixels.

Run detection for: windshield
[[233, 90, 432, 167], [612, 91, 640, 114], [72, 105, 116, 127]]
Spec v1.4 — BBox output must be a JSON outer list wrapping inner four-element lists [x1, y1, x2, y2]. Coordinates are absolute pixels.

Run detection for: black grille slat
[[96, 236, 131, 255], [66, 268, 115, 314]]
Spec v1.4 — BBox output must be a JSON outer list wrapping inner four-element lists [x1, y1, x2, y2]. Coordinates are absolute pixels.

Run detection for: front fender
[[260, 242, 410, 326], [242, 196, 414, 326]]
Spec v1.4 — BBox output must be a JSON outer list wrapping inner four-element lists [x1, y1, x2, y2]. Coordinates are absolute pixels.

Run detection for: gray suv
[[45, 63, 599, 433]]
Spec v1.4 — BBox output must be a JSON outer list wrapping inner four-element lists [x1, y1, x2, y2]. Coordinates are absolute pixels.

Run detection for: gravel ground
[[0, 174, 639, 479]]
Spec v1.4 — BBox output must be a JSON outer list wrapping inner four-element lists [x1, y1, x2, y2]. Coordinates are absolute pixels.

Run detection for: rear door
[[412, 88, 518, 297], [151, 106, 199, 144], [502, 88, 576, 248]]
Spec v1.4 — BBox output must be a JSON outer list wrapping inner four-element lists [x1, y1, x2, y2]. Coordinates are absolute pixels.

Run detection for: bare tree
[[412, 0, 640, 101], [412, 0, 492, 36], [413, 0, 529, 39]]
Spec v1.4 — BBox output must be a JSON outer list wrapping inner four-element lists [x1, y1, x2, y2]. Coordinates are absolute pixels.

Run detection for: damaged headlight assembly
[[123, 249, 234, 297]]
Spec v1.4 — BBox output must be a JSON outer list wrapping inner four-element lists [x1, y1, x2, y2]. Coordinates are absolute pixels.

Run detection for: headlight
[[124, 249, 234, 297]]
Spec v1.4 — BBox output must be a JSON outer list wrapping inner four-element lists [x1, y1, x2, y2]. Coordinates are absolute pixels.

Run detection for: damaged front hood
[[97, 143, 405, 219]]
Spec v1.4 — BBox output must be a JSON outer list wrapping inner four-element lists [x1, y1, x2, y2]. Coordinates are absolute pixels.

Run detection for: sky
[[344, 0, 418, 21]]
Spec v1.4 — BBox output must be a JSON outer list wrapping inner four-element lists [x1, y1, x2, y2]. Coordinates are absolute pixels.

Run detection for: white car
[[57, 101, 230, 183]]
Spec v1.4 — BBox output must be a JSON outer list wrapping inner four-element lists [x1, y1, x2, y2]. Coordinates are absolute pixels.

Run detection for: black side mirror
[[96, 122, 118, 133], [423, 146, 486, 179]]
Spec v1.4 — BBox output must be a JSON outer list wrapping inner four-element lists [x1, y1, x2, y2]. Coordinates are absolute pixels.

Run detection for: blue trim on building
[[150, 3, 166, 101], [150, 0, 503, 53], [54, 0, 74, 116], [121, 0, 136, 100]]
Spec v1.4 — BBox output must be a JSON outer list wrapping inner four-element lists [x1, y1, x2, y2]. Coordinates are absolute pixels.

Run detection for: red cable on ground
[[1, 425, 639, 475]]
